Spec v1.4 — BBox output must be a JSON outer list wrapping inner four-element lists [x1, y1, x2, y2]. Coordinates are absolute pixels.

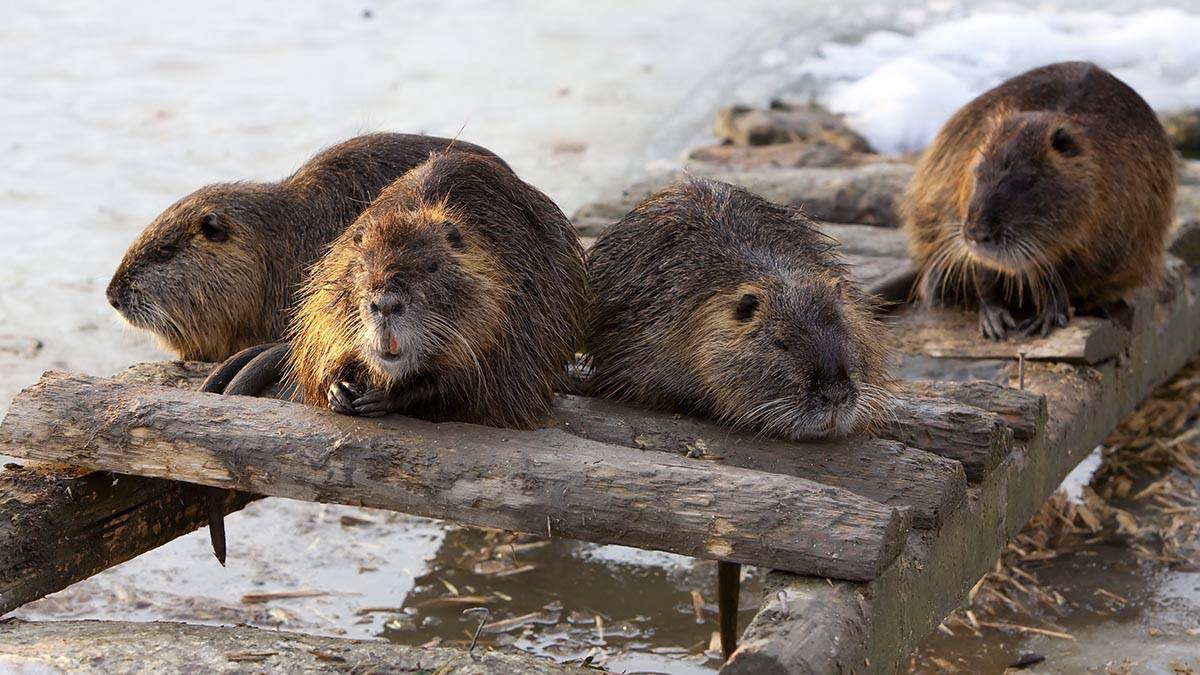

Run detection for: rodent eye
[[734, 293, 759, 322], [1050, 128, 1079, 157], [427, 261, 439, 273], [200, 213, 227, 242], [773, 339, 789, 352], [155, 245, 178, 262], [445, 223, 465, 250]]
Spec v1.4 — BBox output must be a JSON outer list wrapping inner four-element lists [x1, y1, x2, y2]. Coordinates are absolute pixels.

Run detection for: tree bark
[[0, 371, 910, 581]]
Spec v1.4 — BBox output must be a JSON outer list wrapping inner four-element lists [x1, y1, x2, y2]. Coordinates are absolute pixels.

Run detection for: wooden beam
[[0, 372, 910, 581], [883, 395, 1012, 481], [892, 308, 1128, 364], [899, 380, 1046, 441], [0, 620, 587, 674], [725, 261, 1200, 674], [550, 394, 965, 529], [0, 361, 254, 616]]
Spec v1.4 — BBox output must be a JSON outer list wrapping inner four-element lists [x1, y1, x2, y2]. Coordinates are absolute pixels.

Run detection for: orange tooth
[[388, 332, 400, 355]]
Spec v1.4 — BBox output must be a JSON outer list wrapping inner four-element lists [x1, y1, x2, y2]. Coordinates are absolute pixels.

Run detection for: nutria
[[286, 151, 586, 427], [583, 177, 892, 658], [106, 133, 509, 361], [584, 178, 892, 440], [902, 61, 1176, 340]]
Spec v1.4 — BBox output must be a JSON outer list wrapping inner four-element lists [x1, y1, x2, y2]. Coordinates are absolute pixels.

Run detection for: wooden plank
[[0, 372, 910, 580], [550, 394, 966, 529], [883, 394, 1012, 481], [891, 307, 1128, 364], [0, 362, 256, 616], [724, 260, 1200, 674], [0, 620, 587, 674], [899, 380, 1046, 441]]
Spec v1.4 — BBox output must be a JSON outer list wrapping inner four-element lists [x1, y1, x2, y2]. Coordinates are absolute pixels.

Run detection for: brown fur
[[106, 133, 508, 361], [584, 178, 892, 440], [902, 62, 1175, 335], [287, 152, 586, 429]]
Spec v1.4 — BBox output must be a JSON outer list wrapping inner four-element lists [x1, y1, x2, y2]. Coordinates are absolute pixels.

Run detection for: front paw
[[328, 381, 362, 416], [979, 303, 1017, 341], [1018, 302, 1070, 338], [350, 389, 401, 417]]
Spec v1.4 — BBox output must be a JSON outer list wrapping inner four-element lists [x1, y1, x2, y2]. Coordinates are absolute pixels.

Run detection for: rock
[[713, 101, 874, 152], [687, 141, 868, 170], [1160, 108, 1200, 153]]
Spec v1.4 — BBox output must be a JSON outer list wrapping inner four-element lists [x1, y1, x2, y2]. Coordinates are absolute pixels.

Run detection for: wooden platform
[[0, 220, 1196, 673]]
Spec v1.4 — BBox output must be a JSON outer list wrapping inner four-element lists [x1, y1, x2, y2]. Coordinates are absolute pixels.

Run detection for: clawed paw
[[327, 381, 362, 416], [979, 304, 1018, 341]]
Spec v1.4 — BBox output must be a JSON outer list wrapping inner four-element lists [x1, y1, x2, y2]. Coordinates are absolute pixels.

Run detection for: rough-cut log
[[550, 394, 965, 529], [892, 308, 1128, 365], [899, 380, 1046, 441], [883, 395, 1012, 481], [0, 361, 255, 616], [0, 467, 252, 616], [0, 372, 910, 580], [0, 620, 585, 675]]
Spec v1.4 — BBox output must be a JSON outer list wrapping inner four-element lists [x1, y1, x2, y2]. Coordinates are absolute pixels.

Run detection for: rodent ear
[[445, 222, 465, 250], [734, 293, 759, 322], [199, 213, 228, 242], [1050, 128, 1080, 157]]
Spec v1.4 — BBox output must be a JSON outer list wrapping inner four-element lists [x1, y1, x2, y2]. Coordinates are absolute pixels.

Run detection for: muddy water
[[5, 2, 1200, 673]]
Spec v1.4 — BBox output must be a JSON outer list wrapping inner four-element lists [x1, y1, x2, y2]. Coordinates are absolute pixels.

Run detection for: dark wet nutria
[[583, 177, 893, 659], [106, 133, 509, 361], [286, 151, 586, 428], [584, 177, 893, 441], [902, 61, 1176, 340]]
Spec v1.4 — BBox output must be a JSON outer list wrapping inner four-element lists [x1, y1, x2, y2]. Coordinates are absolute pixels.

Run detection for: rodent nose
[[105, 279, 124, 310], [964, 217, 997, 244], [819, 382, 857, 407], [370, 294, 405, 318]]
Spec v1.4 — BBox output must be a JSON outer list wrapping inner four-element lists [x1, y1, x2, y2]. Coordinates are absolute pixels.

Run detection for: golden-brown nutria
[[286, 151, 586, 428], [903, 61, 1176, 340], [584, 177, 893, 440], [106, 133, 509, 361]]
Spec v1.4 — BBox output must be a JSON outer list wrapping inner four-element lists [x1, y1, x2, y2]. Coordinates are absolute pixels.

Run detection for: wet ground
[[4, 2, 1200, 673]]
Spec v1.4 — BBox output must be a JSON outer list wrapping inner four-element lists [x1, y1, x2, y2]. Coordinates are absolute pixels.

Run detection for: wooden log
[[550, 394, 966, 529], [0, 372, 910, 580], [0, 361, 255, 616], [899, 380, 1046, 440], [0, 619, 587, 674], [891, 307, 1128, 365], [882, 395, 1012, 481]]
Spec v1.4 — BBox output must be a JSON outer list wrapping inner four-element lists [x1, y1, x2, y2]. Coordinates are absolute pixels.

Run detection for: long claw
[[328, 381, 361, 415]]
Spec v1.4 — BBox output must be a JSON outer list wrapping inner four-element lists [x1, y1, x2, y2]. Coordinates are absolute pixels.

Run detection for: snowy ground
[[3, 1, 1200, 671]]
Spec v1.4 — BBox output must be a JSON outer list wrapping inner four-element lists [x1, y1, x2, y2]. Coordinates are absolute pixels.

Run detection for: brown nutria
[[106, 133, 509, 361], [286, 151, 586, 427], [584, 178, 893, 441], [902, 61, 1176, 340]]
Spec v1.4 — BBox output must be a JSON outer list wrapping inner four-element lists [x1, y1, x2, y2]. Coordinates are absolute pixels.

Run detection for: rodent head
[[961, 111, 1096, 276], [690, 272, 889, 440], [106, 184, 272, 360], [342, 202, 503, 385]]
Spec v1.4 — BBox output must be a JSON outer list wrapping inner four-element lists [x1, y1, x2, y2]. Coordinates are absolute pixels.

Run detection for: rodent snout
[[368, 292, 406, 318], [105, 275, 127, 311], [962, 216, 999, 245]]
